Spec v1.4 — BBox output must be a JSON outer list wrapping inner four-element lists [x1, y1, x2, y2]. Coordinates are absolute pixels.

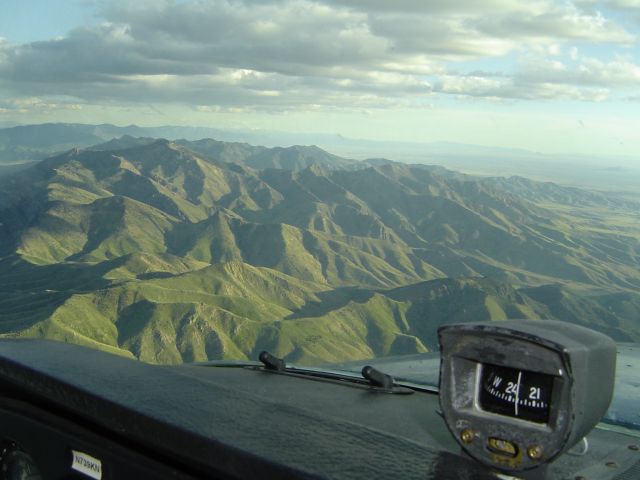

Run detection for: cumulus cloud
[[475, 3, 635, 44], [605, 0, 640, 10], [0, 0, 637, 112], [99, 1, 396, 75], [433, 73, 611, 102], [432, 51, 640, 102], [602, 0, 640, 24], [0, 96, 84, 113], [518, 56, 640, 88]]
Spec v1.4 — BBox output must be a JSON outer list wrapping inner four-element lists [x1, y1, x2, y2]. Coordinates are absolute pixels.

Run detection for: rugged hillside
[[175, 139, 356, 171], [0, 139, 639, 364]]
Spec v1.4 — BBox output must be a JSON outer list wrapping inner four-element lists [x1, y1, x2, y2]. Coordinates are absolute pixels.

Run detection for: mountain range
[[0, 135, 638, 364], [3, 123, 639, 193]]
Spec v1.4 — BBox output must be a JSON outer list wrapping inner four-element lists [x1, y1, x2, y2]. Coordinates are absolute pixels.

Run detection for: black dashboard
[[0, 339, 638, 479]]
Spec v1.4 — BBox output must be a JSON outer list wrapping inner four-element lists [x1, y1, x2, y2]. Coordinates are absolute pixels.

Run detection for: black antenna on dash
[[361, 365, 394, 390], [259, 351, 285, 372]]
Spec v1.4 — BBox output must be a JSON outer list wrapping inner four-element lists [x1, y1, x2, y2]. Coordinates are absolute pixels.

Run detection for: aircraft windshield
[[0, 0, 638, 432]]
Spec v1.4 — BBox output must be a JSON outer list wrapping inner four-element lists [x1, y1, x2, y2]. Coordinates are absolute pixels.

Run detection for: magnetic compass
[[478, 363, 554, 424], [438, 320, 616, 477]]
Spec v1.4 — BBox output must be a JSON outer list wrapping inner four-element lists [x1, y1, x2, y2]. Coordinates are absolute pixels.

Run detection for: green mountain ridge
[[0, 138, 639, 364], [2, 254, 638, 364]]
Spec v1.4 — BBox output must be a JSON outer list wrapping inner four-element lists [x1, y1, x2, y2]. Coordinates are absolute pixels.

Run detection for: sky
[[0, 0, 639, 157]]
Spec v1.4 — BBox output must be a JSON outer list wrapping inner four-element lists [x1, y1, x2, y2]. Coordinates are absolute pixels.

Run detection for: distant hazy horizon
[[1, 121, 639, 193]]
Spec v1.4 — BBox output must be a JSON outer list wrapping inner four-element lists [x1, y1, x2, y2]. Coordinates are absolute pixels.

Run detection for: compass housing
[[438, 320, 616, 473]]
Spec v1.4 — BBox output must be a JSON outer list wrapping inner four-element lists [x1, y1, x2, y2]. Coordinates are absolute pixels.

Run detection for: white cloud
[[474, 3, 635, 44], [0, 96, 84, 114], [430, 51, 640, 102], [605, 0, 640, 9], [433, 74, 611, 101], [518, 55, 640, 88], [569, 46, 579, 60], [0, 0, 637, 113]]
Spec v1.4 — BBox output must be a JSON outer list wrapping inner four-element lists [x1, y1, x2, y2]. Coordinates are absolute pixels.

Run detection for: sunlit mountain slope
[[1, 139, 639, 363]]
